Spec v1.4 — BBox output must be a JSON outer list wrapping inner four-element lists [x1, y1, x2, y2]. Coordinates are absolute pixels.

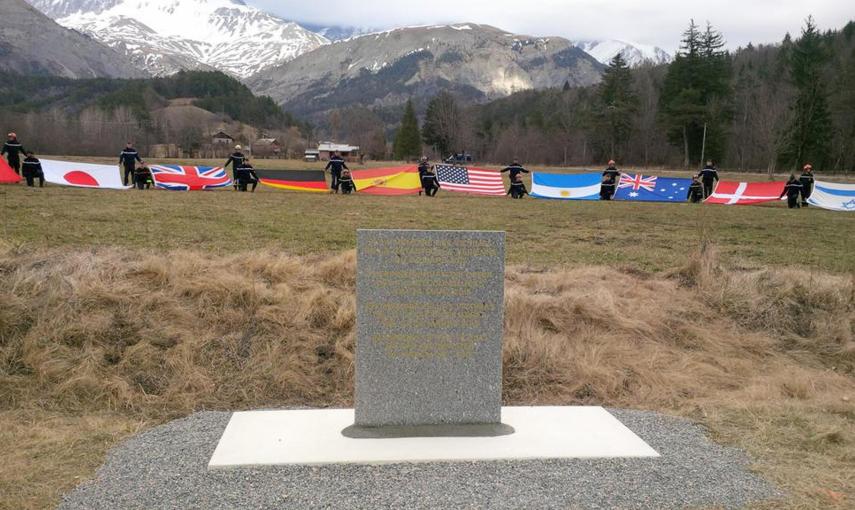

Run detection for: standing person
[[21, 151, 44, 188], [698, 160, 720, 199], [799, 164, 815, 207], [119, 142, 143, 186], [325, 152, 348, 194], [224, 145, 246, 190], [603, 160, 621, 183], [134, 161, 152, 190], [2, 132, 25, 175], [687, 177, 704, 203], [236, 160, 259, 192], [600, 173, 617, 201], [421, 165, 441, 197], [507, 174, 528, 199], [501, 159, 529, 181], [780, 175, 803, 209]]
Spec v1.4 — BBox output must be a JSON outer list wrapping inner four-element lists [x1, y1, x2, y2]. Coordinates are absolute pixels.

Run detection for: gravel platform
[[59, 409, 782, 509]]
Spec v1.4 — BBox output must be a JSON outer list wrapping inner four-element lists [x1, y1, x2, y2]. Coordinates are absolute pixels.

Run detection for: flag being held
[[41, 159, 130, 190], [615, 174, 693, 202], [150, 165, 232, 191], [705, 181, 786, 206], [351, 166, 421, 196], [808, 181, 855, 212], [256, 170, 328, 193], [530, 172, 601, 200], [435, 165, 505, 196]]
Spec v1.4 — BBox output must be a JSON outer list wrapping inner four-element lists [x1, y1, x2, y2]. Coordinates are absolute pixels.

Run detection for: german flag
[[256, 170, 328, 193], [352, 166, 421, 196]]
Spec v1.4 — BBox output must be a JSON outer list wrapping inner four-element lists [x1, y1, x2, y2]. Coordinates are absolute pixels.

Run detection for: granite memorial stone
[[343, 229, 512, 438]]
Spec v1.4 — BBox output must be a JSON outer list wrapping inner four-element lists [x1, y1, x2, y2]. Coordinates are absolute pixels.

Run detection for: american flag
[[150, 165, 232, 191], [435, 165, 505, 196], [618, 173, 658, 192]]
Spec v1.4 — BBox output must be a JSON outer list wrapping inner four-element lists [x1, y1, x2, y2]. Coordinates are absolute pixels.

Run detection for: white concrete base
[[208, 407, 659, 468]]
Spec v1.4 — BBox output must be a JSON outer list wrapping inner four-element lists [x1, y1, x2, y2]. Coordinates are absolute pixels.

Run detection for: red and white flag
[[705, 181, 786, 206], [434, 165, 506, 196], [41, 159, 131, 190], [0, 157, 20, 184]]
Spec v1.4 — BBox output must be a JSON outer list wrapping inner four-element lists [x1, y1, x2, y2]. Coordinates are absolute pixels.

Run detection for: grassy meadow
[[0, 158, 853, 509]]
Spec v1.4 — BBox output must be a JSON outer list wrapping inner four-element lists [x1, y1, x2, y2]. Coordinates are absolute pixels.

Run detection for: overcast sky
[[250, 0, 853, 52]]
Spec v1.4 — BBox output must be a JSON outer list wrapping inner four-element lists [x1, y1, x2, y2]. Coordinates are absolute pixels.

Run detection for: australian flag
[[615, 173, 692, 202]]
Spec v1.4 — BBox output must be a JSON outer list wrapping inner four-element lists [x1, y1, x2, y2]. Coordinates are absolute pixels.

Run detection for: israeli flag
[[808, 181, 855, 212], [530, 172, 602, 200]]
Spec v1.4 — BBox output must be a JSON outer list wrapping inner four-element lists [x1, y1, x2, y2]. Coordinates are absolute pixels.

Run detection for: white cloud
[[250, 0, 854, 51]]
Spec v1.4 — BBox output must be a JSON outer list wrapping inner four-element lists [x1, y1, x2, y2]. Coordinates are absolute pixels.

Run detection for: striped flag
[[435, 165, 505, 196]]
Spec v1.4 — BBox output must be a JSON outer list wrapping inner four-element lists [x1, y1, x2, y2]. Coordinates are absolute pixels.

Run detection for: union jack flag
[[149, 165, 232, 191], [618, 173, 658, 192]]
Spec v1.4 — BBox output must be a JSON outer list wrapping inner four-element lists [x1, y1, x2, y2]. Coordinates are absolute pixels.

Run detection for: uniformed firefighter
[[119, 142, 143, 186], [687, 177, 704, 203], [799, 164, 815, 207], [603, 160, 621, 182], [600, 173, 617, 200], [325, 152, 348, 193], [421, 165, 440, 197], [698, 160, 720, 199], [235, 160, 259, 192], [224, 145, 247, 190], [501, 159, 529, 181], [134, 162, 152, 190], [507, 174, 528, 199], [339, 169, 356, 194], [21, 151, 44, 188], [2, 132, 25, 175], [780, 175, 804, 209]]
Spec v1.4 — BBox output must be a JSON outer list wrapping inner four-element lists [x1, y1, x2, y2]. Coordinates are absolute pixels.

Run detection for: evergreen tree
[[778, 17, 833, 170], [422, 92, 461, 157], [659, 20, 733, 167], [592, 53, 638, 159], [393, 99, 421, 160]]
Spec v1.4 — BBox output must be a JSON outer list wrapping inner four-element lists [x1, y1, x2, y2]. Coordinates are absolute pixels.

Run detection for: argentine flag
[[808, 181, 855, 212], [530, 172, 602, 200]]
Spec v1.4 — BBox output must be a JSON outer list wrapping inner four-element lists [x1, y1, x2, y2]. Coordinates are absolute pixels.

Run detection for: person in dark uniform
[[698, 160, 720, 199], [600, 173, 617, 200], [235, 160, 259, 192], [224, 145, 247, 190], [21, 151, 44, 188], [507, 174, 528, 199], [603, 160, 621, 183], [799, 164, 815, 207], [501, 159, 529, 181], [339, 169, 356, 194], [325, 152, 348, 193], [687, 177, 704, 203], [134, 162, 152, 190], [119, 142, 143, 186], [2, 132, 25, 175], [421, 165, 440, 197], [780, 175, 803, 209]]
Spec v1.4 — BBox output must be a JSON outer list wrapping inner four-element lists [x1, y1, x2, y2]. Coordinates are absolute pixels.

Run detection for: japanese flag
[[41, 159, 131, 190]]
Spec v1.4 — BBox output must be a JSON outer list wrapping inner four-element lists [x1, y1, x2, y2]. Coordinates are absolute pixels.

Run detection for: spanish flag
[[256, 170, 328, 193], [351, 166, 421, 196]]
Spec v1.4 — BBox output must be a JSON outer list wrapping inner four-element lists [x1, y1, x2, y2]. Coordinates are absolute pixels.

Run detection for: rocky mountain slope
[[0, 0, 146, 79], [249, 24, 604, 118], [572, 40, 671, 66], [27, 0, 329, 77]]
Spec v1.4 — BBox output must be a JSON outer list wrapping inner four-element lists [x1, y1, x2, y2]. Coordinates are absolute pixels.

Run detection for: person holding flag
[[507, 174, 529, 199], [603, 160, 621, 182], [339, 169, 356, 194], [119, 142, 143, 186], [325, 152, 348, 193], [224, 145, 247, 190], [799, 164, 815, 207], [421, 165, 441, 197], [779, 175, 804, 209], [134, 161, 153, 190], [501, 159, 529, 181], [687, 177, 704, 203], [2, 133, 25, 176], [600, 173, 617, 200], [21, 151, 44, 188], [235, 160, 259, 192], [698, 160, 720, 198]]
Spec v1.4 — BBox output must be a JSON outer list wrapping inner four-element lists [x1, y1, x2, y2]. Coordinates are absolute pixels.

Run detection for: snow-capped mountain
[[27, 0, 329, 78], [572, 40, 671, 67]]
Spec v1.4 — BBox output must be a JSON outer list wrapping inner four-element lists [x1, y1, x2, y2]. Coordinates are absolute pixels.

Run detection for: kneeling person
[[134, 162, 152, 190], [780, 175, 803, 209], [236, 161, 259, 192], [339, 169, 356, 194], [507, 174, 528, 199], [21, 151, 44, 188], [687, 177, 703, 203], [421, 166, 440, 197]]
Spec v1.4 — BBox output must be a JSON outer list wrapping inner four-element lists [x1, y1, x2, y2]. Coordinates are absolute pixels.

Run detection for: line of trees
[[388, 17, 854, 173]]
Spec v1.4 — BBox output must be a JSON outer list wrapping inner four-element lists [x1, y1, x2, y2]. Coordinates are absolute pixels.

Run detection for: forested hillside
[[388, 19, 855, 173]]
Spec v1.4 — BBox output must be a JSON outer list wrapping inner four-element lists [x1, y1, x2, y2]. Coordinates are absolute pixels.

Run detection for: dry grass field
[[0, 159, 853, 509]]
